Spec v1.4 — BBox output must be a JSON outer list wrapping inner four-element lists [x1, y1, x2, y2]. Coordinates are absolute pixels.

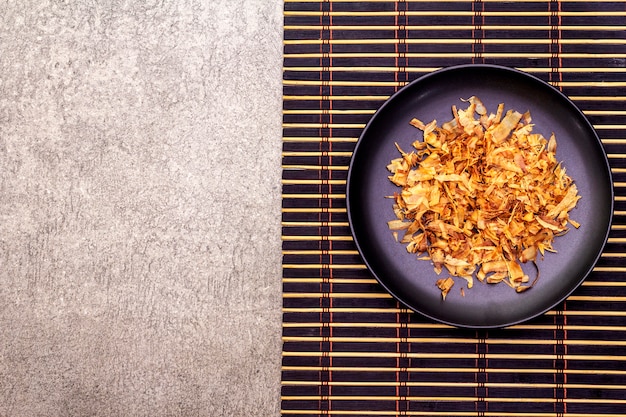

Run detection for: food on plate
[[386, 96, 581, 298], [436, 277, 455, 300]]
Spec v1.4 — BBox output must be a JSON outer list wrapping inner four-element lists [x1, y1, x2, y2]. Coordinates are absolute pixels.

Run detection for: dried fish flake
[[387, 97, 581, 297]]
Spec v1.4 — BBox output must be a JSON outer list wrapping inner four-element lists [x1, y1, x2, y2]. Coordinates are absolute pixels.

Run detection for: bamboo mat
[[281, 1, 626, 415]]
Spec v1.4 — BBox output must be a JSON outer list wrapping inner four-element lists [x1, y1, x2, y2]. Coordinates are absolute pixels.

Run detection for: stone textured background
[[0, 1, 283, 416]]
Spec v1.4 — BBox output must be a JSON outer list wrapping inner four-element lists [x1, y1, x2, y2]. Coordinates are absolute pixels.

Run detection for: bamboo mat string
[[472, 0, 485, 64], [549, 3, 568, 416]]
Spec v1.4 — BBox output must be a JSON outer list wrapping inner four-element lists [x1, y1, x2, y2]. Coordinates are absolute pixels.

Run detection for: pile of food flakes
[[386, 97, 581, 299]]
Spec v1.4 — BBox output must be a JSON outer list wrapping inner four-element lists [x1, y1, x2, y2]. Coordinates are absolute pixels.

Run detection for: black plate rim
[[346, 63, 614, 329]]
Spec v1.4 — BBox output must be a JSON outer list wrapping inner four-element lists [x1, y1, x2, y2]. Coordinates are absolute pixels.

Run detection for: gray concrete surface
[[0, 1, 283, 416]]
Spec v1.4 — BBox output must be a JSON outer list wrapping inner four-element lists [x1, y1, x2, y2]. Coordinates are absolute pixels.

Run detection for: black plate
[[347, 64, 613, 328]]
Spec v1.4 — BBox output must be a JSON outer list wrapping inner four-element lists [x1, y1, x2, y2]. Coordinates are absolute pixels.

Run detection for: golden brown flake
[[386, 97, 581, 296], [436, 277, 455, 300]]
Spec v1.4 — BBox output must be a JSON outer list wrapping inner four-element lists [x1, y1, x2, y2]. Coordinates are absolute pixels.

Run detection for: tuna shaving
[[386, 97, 581, 298]]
